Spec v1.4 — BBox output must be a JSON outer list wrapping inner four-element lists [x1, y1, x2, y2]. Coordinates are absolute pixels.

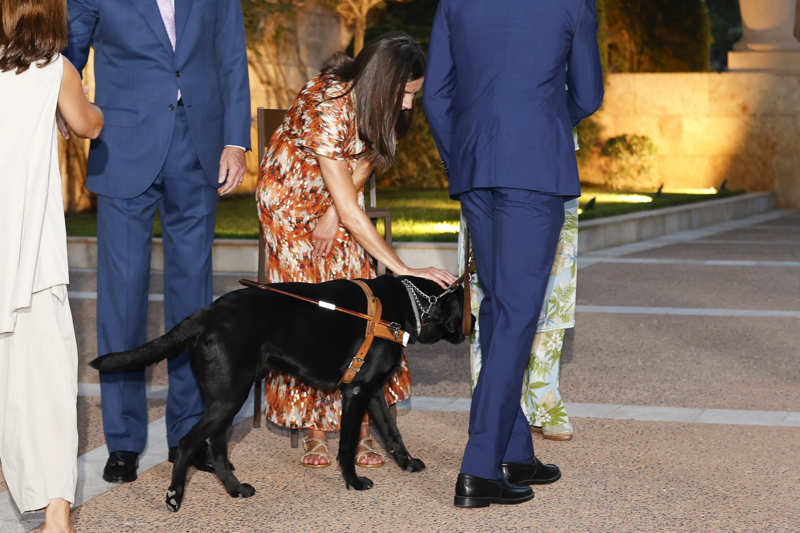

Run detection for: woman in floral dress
[[256, 33, 455, 467]]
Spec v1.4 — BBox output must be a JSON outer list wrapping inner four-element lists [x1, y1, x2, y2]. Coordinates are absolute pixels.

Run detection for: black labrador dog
[[90, 274, 467, 512]]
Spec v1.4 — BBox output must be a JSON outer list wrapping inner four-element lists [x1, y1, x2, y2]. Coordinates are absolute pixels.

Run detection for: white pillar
[[729, 0, 800, 72]]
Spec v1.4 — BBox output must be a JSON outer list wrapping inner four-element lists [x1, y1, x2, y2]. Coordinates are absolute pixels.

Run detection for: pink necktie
[[155, 0, 180, 100]]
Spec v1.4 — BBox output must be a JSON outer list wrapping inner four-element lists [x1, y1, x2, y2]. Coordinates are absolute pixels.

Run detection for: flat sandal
[[355, 436, 384, 468], [300, 437, 331, 468]]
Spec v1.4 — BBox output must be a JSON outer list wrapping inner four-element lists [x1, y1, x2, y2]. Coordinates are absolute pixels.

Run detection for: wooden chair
[[252, 107, 393, 448], [253, 108, 286, 433]]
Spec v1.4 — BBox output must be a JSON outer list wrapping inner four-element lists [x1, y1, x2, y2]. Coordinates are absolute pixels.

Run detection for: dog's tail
[[89, 310, 206, 373]]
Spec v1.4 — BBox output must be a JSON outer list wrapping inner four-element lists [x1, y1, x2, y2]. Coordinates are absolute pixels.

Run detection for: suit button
[[175, 70, 181, 77], [168, 104, 175, 111]]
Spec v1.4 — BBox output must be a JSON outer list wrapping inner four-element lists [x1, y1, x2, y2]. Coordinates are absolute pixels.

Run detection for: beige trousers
[[0, 285, 78, 513]]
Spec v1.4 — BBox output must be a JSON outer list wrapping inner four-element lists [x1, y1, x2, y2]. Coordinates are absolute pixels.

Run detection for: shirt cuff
[[225, 145, 246, 152]]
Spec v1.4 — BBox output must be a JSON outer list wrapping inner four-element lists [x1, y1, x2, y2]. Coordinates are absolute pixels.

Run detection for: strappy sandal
[[300, 437, 331, 468], [355, 436, 384, 468]]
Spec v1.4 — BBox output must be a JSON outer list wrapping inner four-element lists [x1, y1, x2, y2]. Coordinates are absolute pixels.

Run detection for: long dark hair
[[0, 0, 67, 74], [322, 32, 425, 171]]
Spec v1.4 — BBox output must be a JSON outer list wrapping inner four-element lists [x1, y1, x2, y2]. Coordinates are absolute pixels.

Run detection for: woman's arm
[[57, 56, 103, 139], [311, 158, 374, 257], [317, 155, 456, 288], [351, 158, 373, 190]]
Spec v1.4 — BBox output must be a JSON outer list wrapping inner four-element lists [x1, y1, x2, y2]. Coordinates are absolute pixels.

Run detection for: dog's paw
[[165, 488, 182, 513], [406, 457, 426, 472], [230, 483, 255, 498], [344, 476, 374, 491]]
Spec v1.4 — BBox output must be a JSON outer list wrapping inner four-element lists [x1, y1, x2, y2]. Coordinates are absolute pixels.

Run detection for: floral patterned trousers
[[459, 199, 578, 428]]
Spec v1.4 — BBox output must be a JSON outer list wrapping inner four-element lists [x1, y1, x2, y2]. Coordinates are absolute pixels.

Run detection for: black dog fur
[[89, 274, 467, 512]]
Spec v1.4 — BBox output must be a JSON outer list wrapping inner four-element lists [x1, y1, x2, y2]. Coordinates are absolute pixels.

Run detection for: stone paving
[[1, 209, 798, 532]]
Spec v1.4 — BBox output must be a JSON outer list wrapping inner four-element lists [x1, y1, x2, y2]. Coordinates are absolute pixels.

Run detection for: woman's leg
[[0, 286, 77, 529], [521, 328, 572, 437], [43, 498, 73, 533]]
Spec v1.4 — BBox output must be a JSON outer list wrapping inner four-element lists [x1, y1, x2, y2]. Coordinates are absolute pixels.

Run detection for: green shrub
[[576, 118, 602, 163], [599, 134, 657, 190]]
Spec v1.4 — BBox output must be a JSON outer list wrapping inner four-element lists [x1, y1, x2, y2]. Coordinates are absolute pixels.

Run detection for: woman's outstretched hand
[[404, 267, 458, 289]]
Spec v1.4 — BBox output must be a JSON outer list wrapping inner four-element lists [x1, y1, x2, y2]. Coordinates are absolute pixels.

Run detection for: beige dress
[[0, 55, 78, 513]]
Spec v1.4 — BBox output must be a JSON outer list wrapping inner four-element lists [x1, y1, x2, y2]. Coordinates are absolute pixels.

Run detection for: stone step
[[66, 192, 775, 273]]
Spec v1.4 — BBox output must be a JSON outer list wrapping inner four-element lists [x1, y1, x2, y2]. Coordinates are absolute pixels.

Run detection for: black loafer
[[500, 458, 561, 485], [453, 473, 534, 508], [168, 442, 234, 473], [103, 451, 138, 483]]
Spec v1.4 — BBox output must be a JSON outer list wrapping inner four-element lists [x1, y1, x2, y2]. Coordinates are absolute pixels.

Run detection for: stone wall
[[592, 72, 800, 208]]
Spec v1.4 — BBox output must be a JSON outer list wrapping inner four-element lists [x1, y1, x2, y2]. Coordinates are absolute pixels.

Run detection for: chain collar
[[401, 278, 466, 337]]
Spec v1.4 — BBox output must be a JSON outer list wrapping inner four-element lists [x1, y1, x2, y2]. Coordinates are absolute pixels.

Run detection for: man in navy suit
[[423, 0, 603, 507], [63, 0, 251, 482]]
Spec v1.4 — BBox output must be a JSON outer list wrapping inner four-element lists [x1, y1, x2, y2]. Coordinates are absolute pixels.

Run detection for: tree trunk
[[354, 18, 366, 55]]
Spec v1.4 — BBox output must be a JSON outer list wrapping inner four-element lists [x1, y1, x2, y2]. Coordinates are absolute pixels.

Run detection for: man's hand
[[311, 205, 340, 257], [217, 146, 247, 196]]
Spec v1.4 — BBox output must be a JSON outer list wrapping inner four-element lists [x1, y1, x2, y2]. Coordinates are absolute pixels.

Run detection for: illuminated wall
[[591, 72, 800, 208]]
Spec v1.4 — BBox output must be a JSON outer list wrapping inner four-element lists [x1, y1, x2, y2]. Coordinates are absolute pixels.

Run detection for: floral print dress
[[255, 74, 411, 431], [458, 199, 579, 429]]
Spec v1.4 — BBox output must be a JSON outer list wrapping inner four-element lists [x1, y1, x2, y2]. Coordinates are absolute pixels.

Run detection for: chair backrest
[[257, 108, 287, 163], [367, 172, 378, 208], [256, 108, 287, 282]]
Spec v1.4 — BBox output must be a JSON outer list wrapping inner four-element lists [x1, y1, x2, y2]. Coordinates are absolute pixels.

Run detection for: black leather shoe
[[103, 451, 138, 483], [453, 473, 533, 508], [168, 442, 234, 473], [500, 458, 561, 485]]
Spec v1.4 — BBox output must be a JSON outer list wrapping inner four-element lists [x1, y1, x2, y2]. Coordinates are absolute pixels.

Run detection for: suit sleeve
[[63, 0, 98, 73], [566, 0, 604, 127], [215, 0, 252, 151], [421, 0, 456, 170]]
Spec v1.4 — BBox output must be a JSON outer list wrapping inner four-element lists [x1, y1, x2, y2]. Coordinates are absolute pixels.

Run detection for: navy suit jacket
[[422, 0, 604, 198], [65, 0, 251, 198]]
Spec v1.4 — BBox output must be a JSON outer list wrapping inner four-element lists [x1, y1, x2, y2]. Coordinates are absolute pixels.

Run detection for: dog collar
[[401, 279, 424, 336]]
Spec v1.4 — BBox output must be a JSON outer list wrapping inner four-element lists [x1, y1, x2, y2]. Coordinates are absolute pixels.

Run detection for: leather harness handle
[[340, 280, 382, 385], [237, 278, 413, 385]]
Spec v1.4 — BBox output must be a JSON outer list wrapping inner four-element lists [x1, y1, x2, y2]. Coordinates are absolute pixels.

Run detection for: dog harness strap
[[238, 278, 409, 346], [340, 280, 381, 385]]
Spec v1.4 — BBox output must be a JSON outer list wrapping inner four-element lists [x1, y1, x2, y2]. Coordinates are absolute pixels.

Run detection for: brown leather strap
[[340, 280, 381, 385], [239, 278, 408, 345]]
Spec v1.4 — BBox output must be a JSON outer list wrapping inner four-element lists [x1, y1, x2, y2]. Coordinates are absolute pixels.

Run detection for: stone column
[[728, 0, 800, 73], [727, 0, 800, 208]]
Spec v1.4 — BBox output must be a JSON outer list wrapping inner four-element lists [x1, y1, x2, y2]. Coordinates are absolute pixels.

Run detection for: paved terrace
[[1, 208, 798, 532]]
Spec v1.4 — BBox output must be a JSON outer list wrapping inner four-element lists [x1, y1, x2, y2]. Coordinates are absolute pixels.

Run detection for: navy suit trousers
[[459, 188, 565, 479], [96, 107, 217, 452]]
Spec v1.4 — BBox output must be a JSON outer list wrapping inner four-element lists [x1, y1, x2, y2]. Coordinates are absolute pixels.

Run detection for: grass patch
[[65, 187, 743, 242], [577, 187, 742, 221]]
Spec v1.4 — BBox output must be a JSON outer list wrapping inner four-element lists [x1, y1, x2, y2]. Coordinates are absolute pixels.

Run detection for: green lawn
[[65, 188, 743, 242]]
